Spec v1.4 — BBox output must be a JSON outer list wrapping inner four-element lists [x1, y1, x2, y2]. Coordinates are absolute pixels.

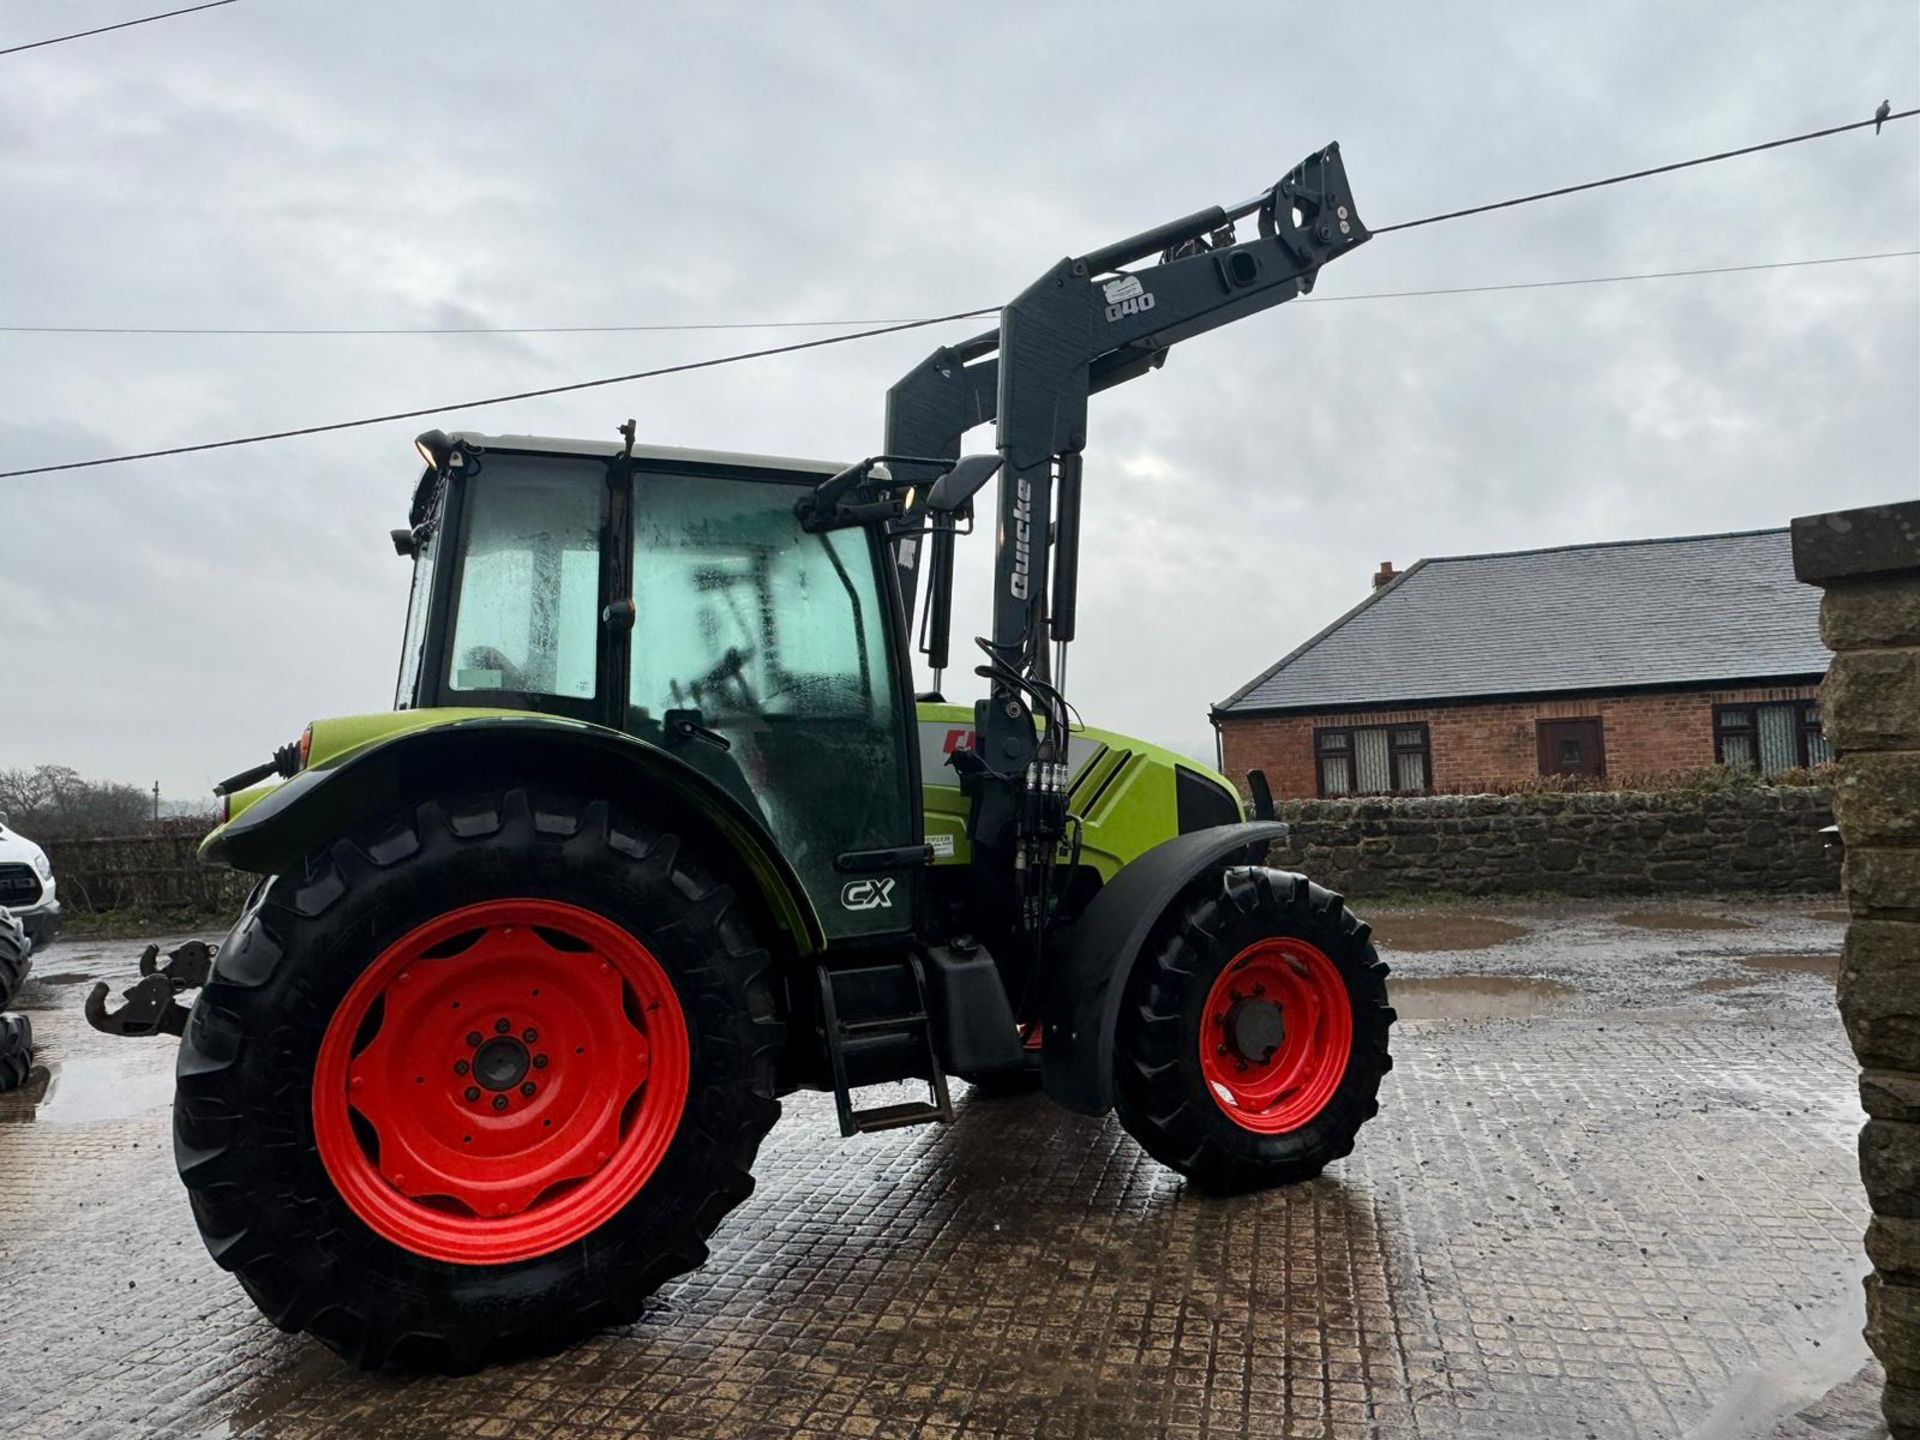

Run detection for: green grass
[[55, 906, 232, 942]]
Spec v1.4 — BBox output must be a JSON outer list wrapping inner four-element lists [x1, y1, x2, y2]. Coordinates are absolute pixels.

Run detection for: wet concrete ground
[[0, 898, 1877, 1439]]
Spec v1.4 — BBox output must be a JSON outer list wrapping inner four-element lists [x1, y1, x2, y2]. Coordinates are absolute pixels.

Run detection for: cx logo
[[840, 878, 896, 911]]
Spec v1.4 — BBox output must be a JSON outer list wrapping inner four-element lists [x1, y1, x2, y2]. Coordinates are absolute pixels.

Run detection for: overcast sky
[[1, 1, 1915, 799]]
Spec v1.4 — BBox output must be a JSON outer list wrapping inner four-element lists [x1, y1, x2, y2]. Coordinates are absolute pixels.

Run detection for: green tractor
[[93, 144, 1393, 1369]]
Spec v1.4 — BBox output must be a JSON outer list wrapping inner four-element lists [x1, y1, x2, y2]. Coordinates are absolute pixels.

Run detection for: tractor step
[[816, 955, 953, 1137]]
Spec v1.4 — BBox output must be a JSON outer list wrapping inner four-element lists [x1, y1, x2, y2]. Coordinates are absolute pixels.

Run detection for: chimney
[[1373, 561, 1398, 589]]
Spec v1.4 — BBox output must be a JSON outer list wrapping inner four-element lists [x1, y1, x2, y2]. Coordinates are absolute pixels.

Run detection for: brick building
[[1212, 529, 1832, 798]]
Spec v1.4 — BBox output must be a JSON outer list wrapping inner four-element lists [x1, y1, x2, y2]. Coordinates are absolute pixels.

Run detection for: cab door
[[623, 466, 920, 940]]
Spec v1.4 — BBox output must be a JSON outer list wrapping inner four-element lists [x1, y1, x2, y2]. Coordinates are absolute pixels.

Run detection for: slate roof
[[1215, 528, 1829, 715]]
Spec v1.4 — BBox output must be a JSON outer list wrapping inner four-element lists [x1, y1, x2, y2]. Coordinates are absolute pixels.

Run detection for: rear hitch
[[85, 939, 216, 1039]]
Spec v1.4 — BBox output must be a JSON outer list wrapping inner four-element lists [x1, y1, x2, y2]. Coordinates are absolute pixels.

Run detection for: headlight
[[32, 852, 52, 880]]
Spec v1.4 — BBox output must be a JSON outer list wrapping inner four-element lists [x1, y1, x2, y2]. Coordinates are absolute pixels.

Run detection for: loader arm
[[880, 144, 1368, 960], [887, 143, 1369, 623]]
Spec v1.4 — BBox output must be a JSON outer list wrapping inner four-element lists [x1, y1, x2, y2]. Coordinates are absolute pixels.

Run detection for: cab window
[[444, 458, 603, 702]]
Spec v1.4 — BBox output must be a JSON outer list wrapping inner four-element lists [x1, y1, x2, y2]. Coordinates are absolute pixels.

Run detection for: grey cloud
[[0, 0, 1914, 796]]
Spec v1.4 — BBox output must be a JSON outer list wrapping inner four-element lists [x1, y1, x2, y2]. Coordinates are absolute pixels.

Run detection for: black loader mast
[[883, 144, 1370, 934], [802, 143, 1370, 954]]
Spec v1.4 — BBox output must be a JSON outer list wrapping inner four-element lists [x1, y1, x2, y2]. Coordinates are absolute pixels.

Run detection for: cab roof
[[450, 430, 844, 477]]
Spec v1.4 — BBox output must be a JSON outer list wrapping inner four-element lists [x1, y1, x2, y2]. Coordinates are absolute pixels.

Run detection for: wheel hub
[[1225, 997, 1285, 1065], [472, 1034, 531, 1092]]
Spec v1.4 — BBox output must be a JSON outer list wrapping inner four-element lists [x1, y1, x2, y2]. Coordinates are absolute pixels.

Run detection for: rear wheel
[[174, 787, 783, 1370], [1114, 867, 1393, 1193], [0, 1014, 31, 1092], [0, 909, 30, 1010]]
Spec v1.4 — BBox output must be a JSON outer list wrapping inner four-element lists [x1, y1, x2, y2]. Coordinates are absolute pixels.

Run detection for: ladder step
[[837, 1013, 928, 1035], [847, 1100, 946, 1134], [817, 954, 955, 1138]]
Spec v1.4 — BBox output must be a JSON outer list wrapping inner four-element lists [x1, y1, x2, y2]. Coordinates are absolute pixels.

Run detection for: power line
[[2, 106, 1912, 480], [1373, 107, 1918, 234], [0, 315, 930, 338], [0, 307, 998, 478], [0, 0, 238, 59], [8, 250, 1911, 338], [1298, 249, 1919, 305]]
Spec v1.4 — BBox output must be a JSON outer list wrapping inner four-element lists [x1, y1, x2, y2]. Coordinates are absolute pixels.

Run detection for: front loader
[[92, 142, 1394, 1371]]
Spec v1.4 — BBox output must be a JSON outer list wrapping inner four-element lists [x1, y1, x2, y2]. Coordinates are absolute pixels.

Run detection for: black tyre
[[174, 786, 784, 1371], [0, 909, 30, 1011], [0, 1013, 31, 1093], [1114, 866, 1393, 1193]]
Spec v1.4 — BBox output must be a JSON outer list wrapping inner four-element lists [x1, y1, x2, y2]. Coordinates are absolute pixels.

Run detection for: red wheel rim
[[1199, 937, 1353, 1134], [312, 898, 689, 1265]]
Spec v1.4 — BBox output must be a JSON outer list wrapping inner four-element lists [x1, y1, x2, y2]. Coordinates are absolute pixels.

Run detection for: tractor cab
[[396, 431, 922, 939]]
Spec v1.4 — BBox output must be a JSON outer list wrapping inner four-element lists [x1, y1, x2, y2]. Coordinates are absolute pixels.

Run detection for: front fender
[[1040, 820, 1290, 1115], [201, 715, 825, 954]]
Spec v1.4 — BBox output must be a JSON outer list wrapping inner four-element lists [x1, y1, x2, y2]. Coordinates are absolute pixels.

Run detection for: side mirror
[[926, 454, 1003, 514]]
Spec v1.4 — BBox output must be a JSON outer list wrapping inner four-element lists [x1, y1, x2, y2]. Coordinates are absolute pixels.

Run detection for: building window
[[1315, 724, 1431, 796], [1714, 702, 1831, 774]]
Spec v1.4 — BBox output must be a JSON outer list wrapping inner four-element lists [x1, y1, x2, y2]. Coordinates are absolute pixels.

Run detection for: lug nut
[[466, 1031, 482, 1048], [520, 1082, 536, 1098], [495, 1018, 512, 1034], [533, 1053, 549, 1070], [492, 1095, 509, 1111], [522, 1027, 538, 1044], [464, 1086, 481, 1102], [453, 1060, 469, 1076]]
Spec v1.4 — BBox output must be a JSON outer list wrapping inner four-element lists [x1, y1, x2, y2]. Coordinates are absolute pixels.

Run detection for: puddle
[[29, 1052, 173, 1126], [1740, 952, 1840, 977], [1808, 908, 1851, 923], [1366, 916, 1530, 952], [1614, 910, 1753, 932], [33, 972, 94, 987], [1684, 1255, 1871, 1438], [1388, 975, 1575, 1020]]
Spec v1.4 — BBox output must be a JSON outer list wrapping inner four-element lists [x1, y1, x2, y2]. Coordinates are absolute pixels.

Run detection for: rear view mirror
[[926, 454, 1002, 514]]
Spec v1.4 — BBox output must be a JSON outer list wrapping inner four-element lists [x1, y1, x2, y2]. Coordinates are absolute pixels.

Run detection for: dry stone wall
[[1266, 787, 1838, 898]]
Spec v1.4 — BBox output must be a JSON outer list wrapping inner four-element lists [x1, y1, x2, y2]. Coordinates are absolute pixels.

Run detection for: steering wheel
[[687, 646, 758, 711], [461, 645, 526, 693]]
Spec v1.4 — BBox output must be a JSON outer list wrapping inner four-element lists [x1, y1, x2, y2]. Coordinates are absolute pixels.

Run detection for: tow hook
[[85, 939, 216, 1038]]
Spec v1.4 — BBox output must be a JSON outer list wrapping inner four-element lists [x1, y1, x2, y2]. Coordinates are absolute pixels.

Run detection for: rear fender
[[200, 716, 825, 955], [1040, 820, 1290, 1115]]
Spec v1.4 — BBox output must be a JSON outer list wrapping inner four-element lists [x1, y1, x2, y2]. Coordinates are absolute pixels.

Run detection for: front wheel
[[173, 787, 783, 1370], [1114, 867, 1393, 1193]]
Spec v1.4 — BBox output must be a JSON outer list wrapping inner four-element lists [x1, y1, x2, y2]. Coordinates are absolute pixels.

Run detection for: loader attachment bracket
[[85, 939, 217, 1038]]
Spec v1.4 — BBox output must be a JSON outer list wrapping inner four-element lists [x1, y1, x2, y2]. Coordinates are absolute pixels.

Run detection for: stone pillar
[[1793, 500, 1920, 1440]]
